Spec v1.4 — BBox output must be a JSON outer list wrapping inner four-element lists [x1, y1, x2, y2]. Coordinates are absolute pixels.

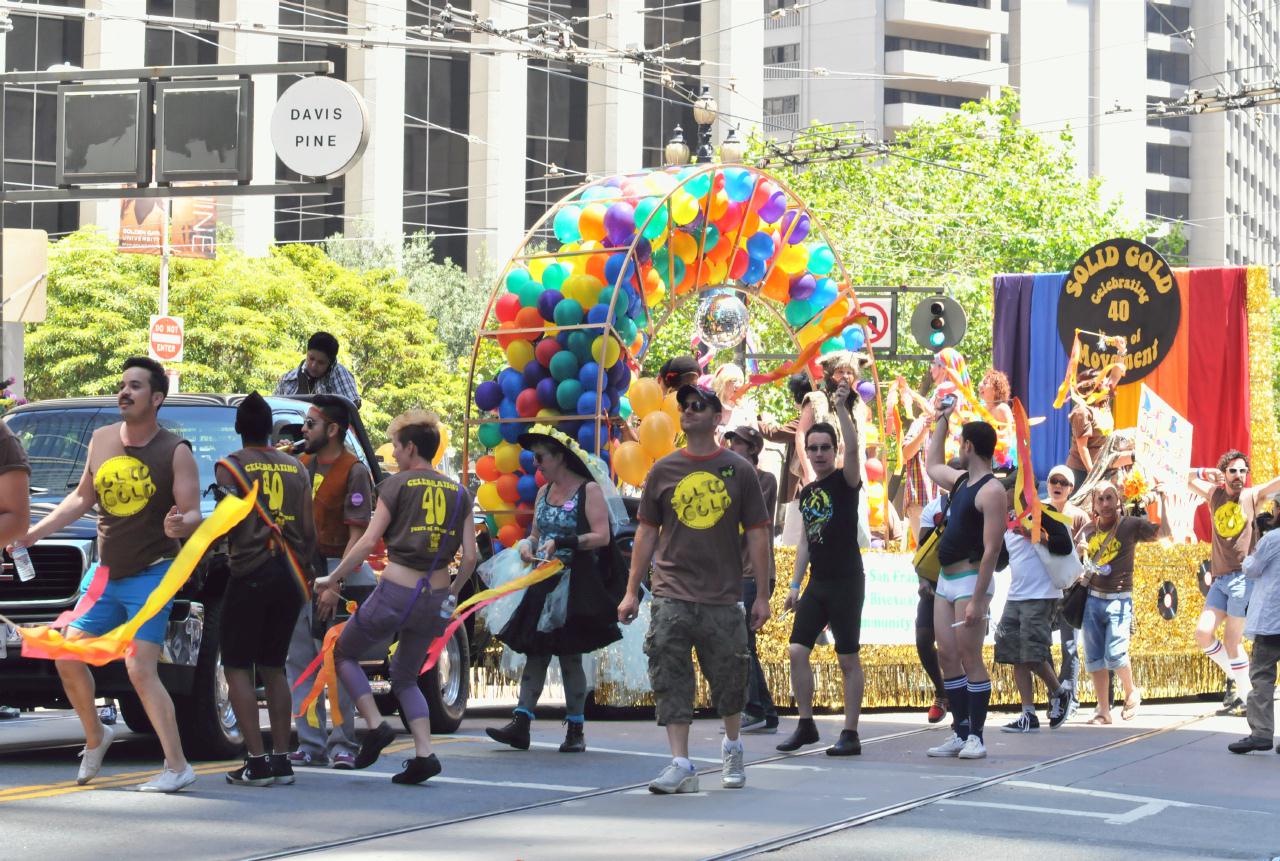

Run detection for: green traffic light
[[929, 331, 946, 348]]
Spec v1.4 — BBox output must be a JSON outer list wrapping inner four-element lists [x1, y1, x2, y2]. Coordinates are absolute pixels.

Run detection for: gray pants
[[1246, 637, 1280, 740], [285, 559, 374, 758], [517, 653, 588, 719]]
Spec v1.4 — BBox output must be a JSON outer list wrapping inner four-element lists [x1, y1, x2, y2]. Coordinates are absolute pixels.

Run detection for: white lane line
[[1002, 780, 1202, 807], [938, 800, 1129, 821], [524, 741, 720, 763], [301, 766, 596, 794]]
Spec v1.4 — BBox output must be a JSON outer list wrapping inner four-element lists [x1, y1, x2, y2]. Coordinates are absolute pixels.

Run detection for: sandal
[[1122, 690, 1142, 721], [1086, 712, 1113, 725]]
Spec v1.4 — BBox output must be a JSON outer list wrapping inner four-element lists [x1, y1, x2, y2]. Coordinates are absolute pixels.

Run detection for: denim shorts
[[70, 560, 174, 645], [1205, 570, 1253, 618], [1082, 593, 1132, 673]]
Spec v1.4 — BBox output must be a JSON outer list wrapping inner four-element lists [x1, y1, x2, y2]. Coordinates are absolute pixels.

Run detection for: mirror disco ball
[[695, 292, 750, 351]]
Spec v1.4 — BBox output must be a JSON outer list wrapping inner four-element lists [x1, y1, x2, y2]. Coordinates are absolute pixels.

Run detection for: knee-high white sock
[[1203, 639, 1233, 680], [1227, 651, 1252, 697]]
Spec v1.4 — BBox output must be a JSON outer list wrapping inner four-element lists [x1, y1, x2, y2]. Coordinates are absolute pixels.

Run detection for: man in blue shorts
[[20, 358, 203, 792]]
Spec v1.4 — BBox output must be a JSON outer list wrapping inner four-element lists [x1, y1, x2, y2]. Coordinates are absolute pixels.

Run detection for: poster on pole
[[119, 197, 217, 259]]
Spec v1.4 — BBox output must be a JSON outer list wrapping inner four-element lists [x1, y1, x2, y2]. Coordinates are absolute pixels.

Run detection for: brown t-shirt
[[639, 448, 770, 605], [90, 425, 187, 580], [1077, 515, 1160, 593], [217, 447, 315, 576], [741, 467, 778, 582], [380, 469, 471, 571], [1210, 486, 1259, 577], [0, 421, 30, 476], [1066, 404, 1111, 470]]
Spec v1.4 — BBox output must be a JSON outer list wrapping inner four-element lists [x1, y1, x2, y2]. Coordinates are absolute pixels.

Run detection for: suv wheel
[[173, 597, 245, 759], [401, 625, 469, 734]]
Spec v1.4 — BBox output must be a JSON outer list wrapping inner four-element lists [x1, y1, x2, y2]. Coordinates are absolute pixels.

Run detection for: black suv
[[0, 394, 486, 758]]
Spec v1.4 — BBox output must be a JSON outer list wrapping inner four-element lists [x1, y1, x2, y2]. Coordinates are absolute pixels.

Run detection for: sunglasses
[[303, 418, 325, 429], [1226, 467, 1249, 475], [805, 443, 834, 453], [680, 400, 712, 413], [1048, 477, 1073, 487]]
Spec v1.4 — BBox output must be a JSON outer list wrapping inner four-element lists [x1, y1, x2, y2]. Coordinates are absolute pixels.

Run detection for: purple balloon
[[475, 380, 503, 412], [780, 209, 811, 244], [537, 289, 563, 322], [790, 273, 817, 301], [523, 359, 550, 387], [604, 202, 636, 246], [758, 190, 787, 224], [857, 380, 876, 402], [535, 376, 558, 409], [634, 237, 652, 263]]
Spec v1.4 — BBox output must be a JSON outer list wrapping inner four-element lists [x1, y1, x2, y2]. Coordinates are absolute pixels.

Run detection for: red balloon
[[717, 200, 746, 232], [534, 469, 548, 487], [496, 474, 521, 504], [476, 455, 500, 482], [535, 337, 562, 368], [865, 457, 885, 483], [497, 523, 525, 547], [515, 388, 541, 418], [515, 502, 534, 529], [495, 293, 521, 323], [729, 248, 750, 280], [750, 180, 777, 210]]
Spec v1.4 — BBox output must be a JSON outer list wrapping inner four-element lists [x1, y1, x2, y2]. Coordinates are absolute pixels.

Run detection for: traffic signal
[[910, 294, 967, 351]]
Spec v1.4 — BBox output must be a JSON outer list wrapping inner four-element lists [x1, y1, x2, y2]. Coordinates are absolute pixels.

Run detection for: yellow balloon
[[592, 335, 621, 368], [671, 192, 699, 226], [613, 440, 653, 486], [432, 424, 451, 466], [494, 511, 516, 529], [778, 243, 809, 274], [639, 411, 677, 460], [796, 323, 824, 349], [701, 257, 727, 288], [477, 481, 503, 512], [506, 339, 535, 369], [670, 231, 697, 264], [662, 391, 682, 424], [494, 441, 522, 474], [529, 256, 556, 282], [629, 378, 663, 418]]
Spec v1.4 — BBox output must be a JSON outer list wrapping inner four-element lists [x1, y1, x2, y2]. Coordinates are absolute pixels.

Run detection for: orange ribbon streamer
[[1053, 332, 1083, 410], [743, 311, 871, 392], [1011, 398, 1042, 544], [293, 599, 357, 728]]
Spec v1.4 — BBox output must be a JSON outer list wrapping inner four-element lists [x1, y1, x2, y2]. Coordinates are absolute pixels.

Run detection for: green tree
[[25, 230, 466, 444]]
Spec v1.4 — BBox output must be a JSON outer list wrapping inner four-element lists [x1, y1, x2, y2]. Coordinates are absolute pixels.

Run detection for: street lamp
[[719, 126, 744, 164], [664, 124, 690, 166], [692, 85, 718, 163]]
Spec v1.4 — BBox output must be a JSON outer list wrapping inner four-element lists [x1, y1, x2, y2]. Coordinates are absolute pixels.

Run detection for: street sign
[[859, 298, 895, 350], [270, 77, 370, 179], [149, 315, 184, 363]]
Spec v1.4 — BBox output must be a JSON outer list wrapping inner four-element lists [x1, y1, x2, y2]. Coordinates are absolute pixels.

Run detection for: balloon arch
[[464, 163, 882, 549]]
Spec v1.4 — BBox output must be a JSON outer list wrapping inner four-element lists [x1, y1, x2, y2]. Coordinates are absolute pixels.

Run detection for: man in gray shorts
[[618, 384, 771, 795]]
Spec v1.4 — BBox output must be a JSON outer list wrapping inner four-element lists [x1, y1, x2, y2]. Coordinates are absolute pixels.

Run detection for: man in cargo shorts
[[618, 384, 771, 795]]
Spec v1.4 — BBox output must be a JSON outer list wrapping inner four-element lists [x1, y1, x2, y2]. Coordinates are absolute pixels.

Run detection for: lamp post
[[664, 124, 690, 166], [692, 85, 718, 163]]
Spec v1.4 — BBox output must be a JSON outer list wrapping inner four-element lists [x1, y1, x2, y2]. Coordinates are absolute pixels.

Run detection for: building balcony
[[764, 61, 803, 80], [884, 101, 964, 131], [885, 0, 1009, 37], [765, 12, 798, 31], [764, 112, 801, 135], [1146, 173, 1192, 195], [884, 49, 1007, 89]]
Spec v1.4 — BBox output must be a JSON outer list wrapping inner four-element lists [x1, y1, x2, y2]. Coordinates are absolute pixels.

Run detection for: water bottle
[[11, 543, 35, 582], [440, 593, 457, 619]]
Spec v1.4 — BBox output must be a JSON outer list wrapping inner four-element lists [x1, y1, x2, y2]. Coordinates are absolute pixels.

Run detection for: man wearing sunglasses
[[1189, 451, 1280, 714], [618, 384, 771, 795], [1045, 465, 1089, 721]]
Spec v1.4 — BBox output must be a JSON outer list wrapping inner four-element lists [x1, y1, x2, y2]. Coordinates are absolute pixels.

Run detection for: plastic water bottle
[[11, 543, 35, 582], [440, 593, 457, 619]]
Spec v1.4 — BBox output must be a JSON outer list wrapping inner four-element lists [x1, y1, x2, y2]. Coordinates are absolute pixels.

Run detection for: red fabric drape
[[1186, 268, 1251, 541]]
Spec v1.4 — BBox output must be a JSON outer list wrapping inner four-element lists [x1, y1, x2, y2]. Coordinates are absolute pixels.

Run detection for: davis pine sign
[[270, 77, 370, 179]]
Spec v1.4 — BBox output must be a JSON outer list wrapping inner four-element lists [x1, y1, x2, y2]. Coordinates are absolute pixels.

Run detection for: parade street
[[2, 702, 1277, 861]]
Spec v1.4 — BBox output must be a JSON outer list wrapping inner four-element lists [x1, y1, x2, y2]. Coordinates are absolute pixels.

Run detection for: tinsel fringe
[[1246, 267, 1278, 479]]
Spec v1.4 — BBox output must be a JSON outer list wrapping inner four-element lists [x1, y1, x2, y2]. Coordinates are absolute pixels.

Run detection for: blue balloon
[[844, 327, 867, 351], [559, 419, 582, 437], [500, 421, 528, 443], [605, 387, 621, 416], [612, 360, 632, 392], [604, 253, 636, 286], [578, 361, 602, 391], [498, 398, 518, 420], [724, 167, 754, 202], [606, 358, 627, 386], [812, 277, 838, 308], [499, 368, 524, 401], [556, 379, 583, 412], [577, 390, 611, 416], [519, 449, 537, 473], [743, 257, 766, 285], [535, 376, 558, 409], [587, 303, 614, 327], [517, 474, 539, 504], [523, 359, 549, 387], [475, 380, 502, 412], [577, 422, 602, 452]]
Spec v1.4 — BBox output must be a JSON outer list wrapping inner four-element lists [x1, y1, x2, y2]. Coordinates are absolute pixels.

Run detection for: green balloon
[[619, 396, 633, 420], [617, 316, 637, 344], [505, 267, 532, 294], [477, 422, 503, 449], [643, 203, 669, 240], [517, 281, 542, 308], [542, 263, 569, 292], [568, 331, 594, 364], [632, 306, 649, 329], [685, 173, 712, 198], [549, 350, 580, 382], [553, 298, 584, 327]]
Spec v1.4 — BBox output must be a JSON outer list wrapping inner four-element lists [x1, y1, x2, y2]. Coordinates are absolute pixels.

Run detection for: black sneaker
[[268, 753, 295, 785], [392, 755, 442, 785], [1001, 712, 1040, 733], [739, 712, 767, 733], [826, 729, 861, 756], [355, 721, 397, 769], [1216, 696, 1246, 717], [1222, 679, 1236, 707], [1227, 735, 1272, 754], [776, 718, 820, 752], [226, 755, 274, 787], [1048, 689, 1069, 729]]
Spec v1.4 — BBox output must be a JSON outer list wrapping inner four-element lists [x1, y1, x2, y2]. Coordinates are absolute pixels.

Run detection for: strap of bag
[[217, 457, 311, 600], [392, 484, 466, 630]]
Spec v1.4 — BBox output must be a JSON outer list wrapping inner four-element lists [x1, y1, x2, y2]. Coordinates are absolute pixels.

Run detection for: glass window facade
[[525, 0, 589, 232], [144, 0, 220, 66], [642, 0, 700, 168]]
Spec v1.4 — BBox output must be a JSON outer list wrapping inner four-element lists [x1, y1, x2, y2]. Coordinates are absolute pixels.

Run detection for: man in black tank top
[[923, 405, 1006, 761]]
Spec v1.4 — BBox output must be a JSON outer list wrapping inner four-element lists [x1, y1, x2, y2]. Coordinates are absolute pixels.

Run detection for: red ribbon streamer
[[743, 310, 871, 392]]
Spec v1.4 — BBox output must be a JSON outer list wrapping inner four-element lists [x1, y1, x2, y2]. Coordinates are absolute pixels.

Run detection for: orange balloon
[[496, 320, 520, 349], [662, 391, 682, 424], [741, 211, 761, 236], [639, 411, 677, 460], [821, 296, 853, 327], [706, 235, 734, 264], [585, 252, 608, 283], [514, 307, 545, 339], [496, 474, 521, 504], [498, 523, 526, 548], [476, 455, 500, 483], [670, 231, 698, 264], [613, 440, 653, 486], [579, 203, 607, 241], [629, 377, 663, 418], [761, 265, 790, 302], [707, 190, 729, 221]]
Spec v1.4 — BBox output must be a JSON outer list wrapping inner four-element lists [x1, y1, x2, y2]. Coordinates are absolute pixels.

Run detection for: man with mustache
[[1189, 451, 1280, 714], [17, 358, 202, 791]]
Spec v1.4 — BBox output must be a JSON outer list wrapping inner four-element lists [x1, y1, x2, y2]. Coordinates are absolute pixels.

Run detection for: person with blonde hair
[[711, 363, 758, 438], [316, 410, 478, 785]]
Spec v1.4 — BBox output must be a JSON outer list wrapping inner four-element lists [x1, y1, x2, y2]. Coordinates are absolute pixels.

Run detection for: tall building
[[0, 0, 763, 273]]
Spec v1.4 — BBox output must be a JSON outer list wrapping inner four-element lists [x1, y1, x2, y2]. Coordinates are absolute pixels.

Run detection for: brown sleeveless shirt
[[92, 425, 188, 580]]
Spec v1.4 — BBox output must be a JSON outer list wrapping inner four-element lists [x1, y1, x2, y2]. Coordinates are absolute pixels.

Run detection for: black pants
[[742, 578, 776, 719]]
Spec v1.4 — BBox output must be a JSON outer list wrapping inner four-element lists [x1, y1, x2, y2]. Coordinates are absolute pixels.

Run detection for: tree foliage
[[24, 230, 466, 444]]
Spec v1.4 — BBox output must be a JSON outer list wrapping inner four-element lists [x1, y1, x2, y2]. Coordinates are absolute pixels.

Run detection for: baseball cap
[[676, 384, 724, 413], [724, 425, 764, 454], [1047, 465, 1075, 486], [659, 356, 701, 388]]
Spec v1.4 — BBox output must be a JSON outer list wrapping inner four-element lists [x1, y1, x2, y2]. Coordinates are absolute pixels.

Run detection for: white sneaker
[[926, 733, 966, 758], [957, 735, 987, 759], [722, 742, 746, 789], [138, 763, 197, 793], [76, 723, 115, 785], [648, 762, 699, 794]]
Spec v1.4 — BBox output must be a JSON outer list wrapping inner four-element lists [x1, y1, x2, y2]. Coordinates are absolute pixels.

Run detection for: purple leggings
[[334, 579, 448, 723]]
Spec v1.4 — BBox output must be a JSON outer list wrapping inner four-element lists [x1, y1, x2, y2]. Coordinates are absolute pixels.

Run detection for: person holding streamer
[[486, 426, 620, 754], [1065, 345, 1127, 490], [215, 393, 316, 787], [317, 410, 477, 785], [18, 358, 202, 792]]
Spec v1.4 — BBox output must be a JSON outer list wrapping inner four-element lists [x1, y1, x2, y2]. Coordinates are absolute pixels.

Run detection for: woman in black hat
[[486, 425, 621, 753]]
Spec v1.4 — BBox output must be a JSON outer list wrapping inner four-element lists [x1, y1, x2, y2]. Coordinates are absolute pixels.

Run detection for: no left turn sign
[[859, 299, 894, 350]]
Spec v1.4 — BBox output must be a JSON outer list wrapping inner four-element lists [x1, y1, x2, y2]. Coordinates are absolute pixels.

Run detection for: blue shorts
[[70, 560, 174, 645], [1205, 571, 1253, 618], [1082, 594, 1132, 673]]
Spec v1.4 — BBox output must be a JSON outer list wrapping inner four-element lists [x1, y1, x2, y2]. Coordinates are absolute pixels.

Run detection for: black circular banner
[[1057, 238, 1180, 384], [1197, 560, 1212, 597], [1158, 580, 1179, 621]]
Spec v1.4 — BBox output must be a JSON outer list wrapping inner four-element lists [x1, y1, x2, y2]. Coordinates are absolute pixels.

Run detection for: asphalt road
[[2, 702, 1277, 860]]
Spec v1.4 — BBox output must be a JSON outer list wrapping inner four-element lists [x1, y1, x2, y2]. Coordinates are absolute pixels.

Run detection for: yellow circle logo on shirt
[[672, 471, 731, 530], [94, 455, 156, 517], [1214, 502, 1246, 539]]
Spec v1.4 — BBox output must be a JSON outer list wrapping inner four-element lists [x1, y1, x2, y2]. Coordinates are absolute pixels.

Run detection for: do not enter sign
[[149, 315, 184, 363]]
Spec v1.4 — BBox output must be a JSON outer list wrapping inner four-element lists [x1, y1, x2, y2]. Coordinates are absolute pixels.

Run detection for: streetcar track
[[235, 724, 942, 861], [700, 709, 1218, 861]]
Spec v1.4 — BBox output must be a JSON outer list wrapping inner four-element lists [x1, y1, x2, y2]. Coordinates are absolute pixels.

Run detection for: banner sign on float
[[860, 553, 1010, 646], [1056, 238, 1180, 384]]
